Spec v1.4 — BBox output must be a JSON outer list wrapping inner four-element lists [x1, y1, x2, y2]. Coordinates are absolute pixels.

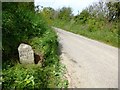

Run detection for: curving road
[[54, 27, 118, 88]]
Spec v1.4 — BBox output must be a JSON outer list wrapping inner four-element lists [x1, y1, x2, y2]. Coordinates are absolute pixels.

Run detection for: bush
[[2, 61, 68, 89], [52, 18, 119, 47], [2, 2, 68, 89], [2, 2, 48, 59]]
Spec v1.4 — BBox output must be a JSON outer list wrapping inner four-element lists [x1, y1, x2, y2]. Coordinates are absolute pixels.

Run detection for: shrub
[[2, 2, 68, 89], [2, 2, 48, 60]]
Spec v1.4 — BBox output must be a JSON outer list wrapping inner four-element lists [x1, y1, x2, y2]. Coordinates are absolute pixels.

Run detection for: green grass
[[2, 28, 68, 89], [2, 63, 68, 89], [2, 3, 68, 89], [52, 19, 119, 48]]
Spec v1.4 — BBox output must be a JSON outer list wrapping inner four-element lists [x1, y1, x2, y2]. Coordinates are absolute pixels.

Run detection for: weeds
[[52, 19, 119, 47], [2, 2, 68, 89]]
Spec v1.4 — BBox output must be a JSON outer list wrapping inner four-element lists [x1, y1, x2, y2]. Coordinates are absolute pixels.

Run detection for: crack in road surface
[[54, 27, 118, 88]]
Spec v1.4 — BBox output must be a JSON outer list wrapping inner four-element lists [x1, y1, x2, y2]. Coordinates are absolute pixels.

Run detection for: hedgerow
[[2, 2, 68, 89]]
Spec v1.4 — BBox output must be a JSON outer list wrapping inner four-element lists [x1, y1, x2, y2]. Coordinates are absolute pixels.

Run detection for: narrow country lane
[[54, 27, 118, 88]]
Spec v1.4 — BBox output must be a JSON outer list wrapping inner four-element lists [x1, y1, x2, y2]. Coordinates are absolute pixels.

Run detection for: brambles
[[2, 2, 68, 89]]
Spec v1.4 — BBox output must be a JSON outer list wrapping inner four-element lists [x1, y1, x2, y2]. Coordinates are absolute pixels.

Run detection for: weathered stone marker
[[18, 43, 34, 64]]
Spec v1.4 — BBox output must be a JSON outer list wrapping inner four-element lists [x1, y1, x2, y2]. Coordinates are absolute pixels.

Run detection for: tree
[[74, 9, 90, 24], [58, 7, 73, 21], [86, 1, 107, 19], [42, 7, 55, 19], [106, 1, 120, 21]]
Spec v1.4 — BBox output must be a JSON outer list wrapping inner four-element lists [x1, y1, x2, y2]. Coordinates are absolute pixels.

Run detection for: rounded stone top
[[18, 43, 32, 51]]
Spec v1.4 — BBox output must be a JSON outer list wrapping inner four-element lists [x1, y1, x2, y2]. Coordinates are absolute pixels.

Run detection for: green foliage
[[50, 1, 119, 47], [58, 7, 73, 21], [42, 7, 55, 20], [106, 2, 120, 21], [74, 10, 90, 24], [29, 29, 59, 66], [2, 2, 68, 89], [2, 2, 48, 59], [52, 18, 119, 47], [2, 63, 68, 89], [41, 7, 73, 23], [40, 7, 56, 25]]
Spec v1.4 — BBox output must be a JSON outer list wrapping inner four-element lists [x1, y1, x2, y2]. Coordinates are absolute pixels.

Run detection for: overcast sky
[[34, 0, 99, 15]]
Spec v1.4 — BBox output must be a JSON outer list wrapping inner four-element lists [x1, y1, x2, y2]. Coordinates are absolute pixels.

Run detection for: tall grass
[[2, 2, 68, 89], [52, 19, 119, 47]]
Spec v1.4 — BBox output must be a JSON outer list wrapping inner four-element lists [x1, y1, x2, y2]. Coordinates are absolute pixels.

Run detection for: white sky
[[34, 0, 99, 15]]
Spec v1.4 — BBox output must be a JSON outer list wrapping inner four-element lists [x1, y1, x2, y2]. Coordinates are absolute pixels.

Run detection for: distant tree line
[[39, 1, 120, 23], [37, 1, 119, 47]]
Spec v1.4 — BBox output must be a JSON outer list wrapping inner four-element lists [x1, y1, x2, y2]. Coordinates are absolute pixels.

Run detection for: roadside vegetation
[[40, 1, 120, 47], [2, 2, 68, 89]]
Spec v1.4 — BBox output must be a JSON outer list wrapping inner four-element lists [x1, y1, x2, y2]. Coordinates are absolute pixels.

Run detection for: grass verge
[[2, 2, 68, 89], [52, 19, 119, 48], [2, 28, 68, 89]]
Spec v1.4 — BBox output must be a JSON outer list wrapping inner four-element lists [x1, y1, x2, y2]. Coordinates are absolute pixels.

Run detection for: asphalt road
[[54, 27, 118, 88]]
